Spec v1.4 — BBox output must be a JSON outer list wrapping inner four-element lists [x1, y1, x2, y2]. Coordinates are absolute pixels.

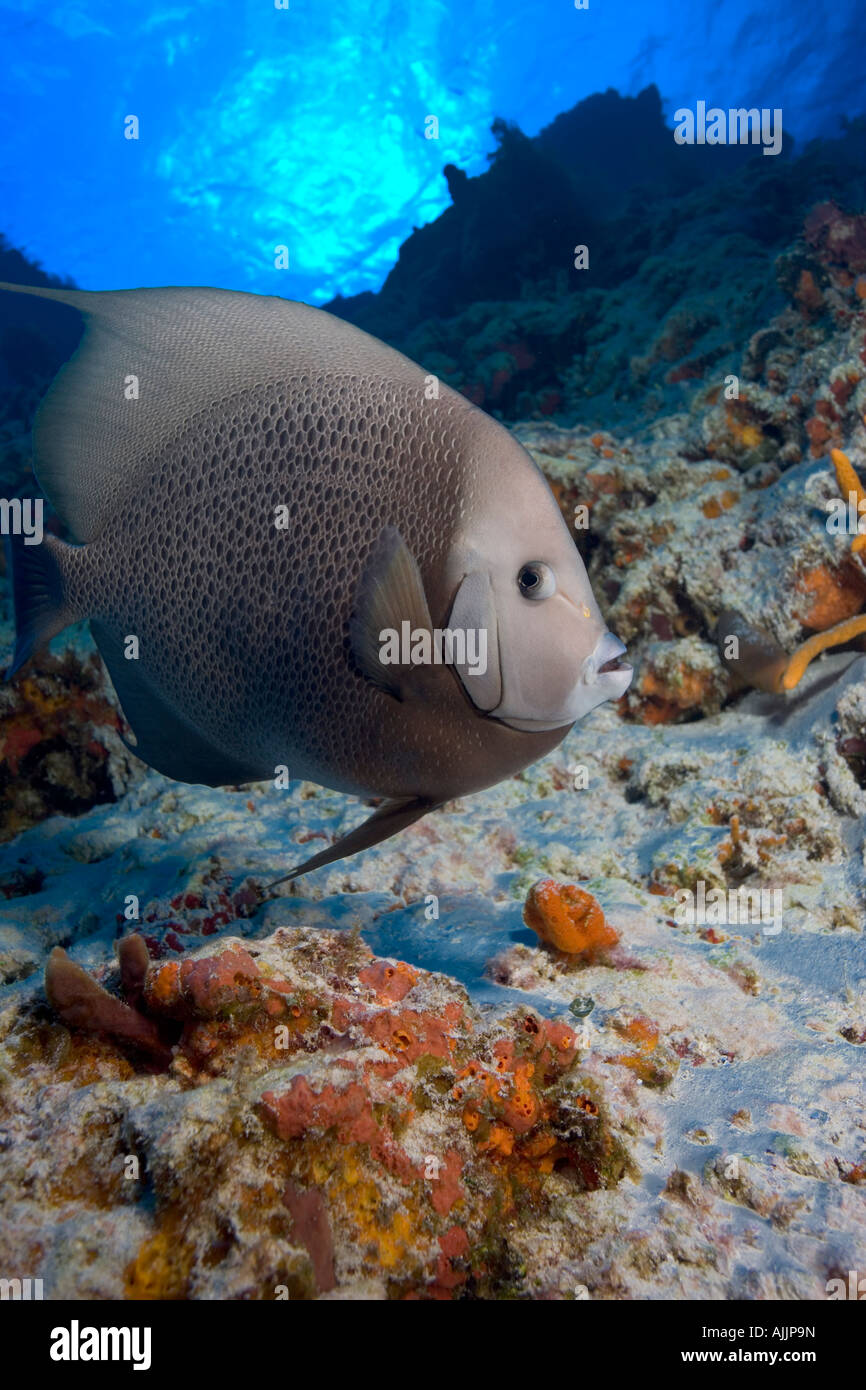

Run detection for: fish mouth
[[580, 632, 633, 694], [496, 631, 633, 732]]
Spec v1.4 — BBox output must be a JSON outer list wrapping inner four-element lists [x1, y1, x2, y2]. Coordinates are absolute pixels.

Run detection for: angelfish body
[[2, 284, 632, 877]]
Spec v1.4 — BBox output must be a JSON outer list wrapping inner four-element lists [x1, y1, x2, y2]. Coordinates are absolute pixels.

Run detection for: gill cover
[[447, 570, 502, 711]]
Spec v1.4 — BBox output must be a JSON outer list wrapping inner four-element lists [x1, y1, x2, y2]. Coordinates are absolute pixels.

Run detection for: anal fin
[[92, 620, 258, 787], [267, 795, 440, 888]]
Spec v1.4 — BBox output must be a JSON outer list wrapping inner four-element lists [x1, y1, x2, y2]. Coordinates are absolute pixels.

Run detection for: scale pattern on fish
[[1, 283, 632, 877]]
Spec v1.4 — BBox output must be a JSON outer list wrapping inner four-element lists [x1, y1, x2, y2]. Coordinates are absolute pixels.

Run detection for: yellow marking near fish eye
[[582, 605, 591, 618]]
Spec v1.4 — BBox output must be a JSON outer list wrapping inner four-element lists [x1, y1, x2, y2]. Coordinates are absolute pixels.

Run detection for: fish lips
[[495, 632, 633, 733], [581, 631, 634, 693]]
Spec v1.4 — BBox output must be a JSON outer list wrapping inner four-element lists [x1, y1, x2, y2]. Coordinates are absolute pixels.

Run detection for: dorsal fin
[[0, 282, 424, 542]]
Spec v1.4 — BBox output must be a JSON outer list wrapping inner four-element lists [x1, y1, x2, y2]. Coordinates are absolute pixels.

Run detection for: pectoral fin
[[267, 795, 440, 888], [349, 526, 434, 698]]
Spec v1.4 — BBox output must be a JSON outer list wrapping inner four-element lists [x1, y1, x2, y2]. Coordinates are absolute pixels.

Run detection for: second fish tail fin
[[5, 529, 81, 678]]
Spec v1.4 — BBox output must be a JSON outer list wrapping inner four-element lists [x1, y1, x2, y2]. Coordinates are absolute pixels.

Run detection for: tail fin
[[5, 530, 78, 677]]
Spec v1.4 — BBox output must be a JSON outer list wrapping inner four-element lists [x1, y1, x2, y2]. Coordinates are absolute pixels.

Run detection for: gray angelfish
[[1, 283, 632, 879]]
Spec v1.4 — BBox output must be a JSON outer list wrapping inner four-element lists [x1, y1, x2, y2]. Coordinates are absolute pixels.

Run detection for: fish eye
[[517, 561, 556, 601]]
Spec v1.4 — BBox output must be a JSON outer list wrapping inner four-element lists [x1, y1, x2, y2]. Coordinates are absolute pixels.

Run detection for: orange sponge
[[523, 879, 619, 958]]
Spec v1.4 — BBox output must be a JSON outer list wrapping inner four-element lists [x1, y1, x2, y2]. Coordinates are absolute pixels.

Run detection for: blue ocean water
[[1, 0, 862, 304]]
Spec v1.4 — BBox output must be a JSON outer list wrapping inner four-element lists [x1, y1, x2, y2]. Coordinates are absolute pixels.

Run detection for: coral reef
[[1, 928, 632, 1299], [0, 98, 864, 1304], [329, 103, 866, 430], [717, 447, 866, 694], [0, 649, 134, 840], [512, 196, 866, 728]]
